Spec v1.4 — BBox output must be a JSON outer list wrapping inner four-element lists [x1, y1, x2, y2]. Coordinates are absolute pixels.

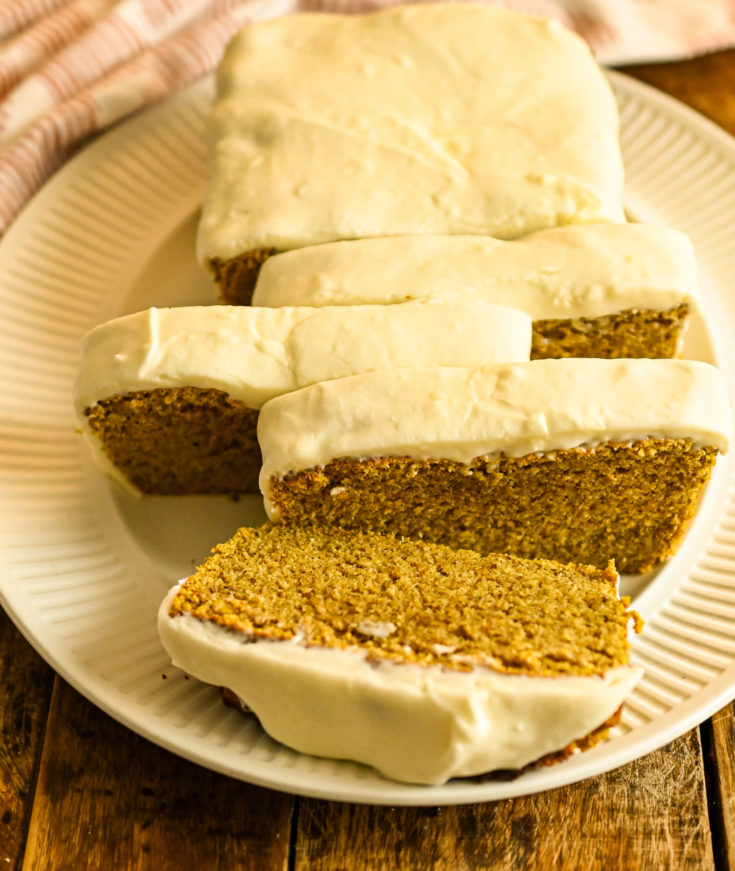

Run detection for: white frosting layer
[[74, 301, 530, 411], [253, 225, 700, 319], [258, 358, 731, 514], [158, 586, 642, 785], [197, 5, 624, 263]]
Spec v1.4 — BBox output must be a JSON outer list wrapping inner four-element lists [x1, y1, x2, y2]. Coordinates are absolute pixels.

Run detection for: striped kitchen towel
[[0, 0, 295, 234]]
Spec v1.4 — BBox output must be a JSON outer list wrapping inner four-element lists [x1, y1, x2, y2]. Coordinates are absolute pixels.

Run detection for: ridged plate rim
[[1, 71, 735, 805]]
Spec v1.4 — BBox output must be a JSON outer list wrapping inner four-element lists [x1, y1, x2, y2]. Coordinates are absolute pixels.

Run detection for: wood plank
[[624, 49, 735, 136], [707, 701, 735, 869], [294, 730, 713, 871], [0, 608, 55, 866], [21, 678, 294, 871]]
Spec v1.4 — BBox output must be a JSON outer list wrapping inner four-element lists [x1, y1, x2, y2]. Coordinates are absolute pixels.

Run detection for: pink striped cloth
[[1, 0, 734, 236]]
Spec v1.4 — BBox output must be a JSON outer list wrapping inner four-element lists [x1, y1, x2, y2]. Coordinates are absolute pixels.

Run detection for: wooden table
[[2, 48, 735, 871]]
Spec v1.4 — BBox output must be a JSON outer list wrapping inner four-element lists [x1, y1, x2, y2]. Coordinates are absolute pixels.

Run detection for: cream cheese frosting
[[158, 585, 642, 785], [197, 4, 625, 263], [258, 358, 731, 515], [252, 225, 700, 319], [74, 300, 531, 489], [74, 301, 531, 412]]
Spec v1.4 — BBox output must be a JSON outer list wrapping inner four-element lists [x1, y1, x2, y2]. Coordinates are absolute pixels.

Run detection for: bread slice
[[252, 225, 698, 359], [159, 523, 642, 784], [258, 359, 731, 572], [198, 5, 625, 302], [75, 300, 530, 494]]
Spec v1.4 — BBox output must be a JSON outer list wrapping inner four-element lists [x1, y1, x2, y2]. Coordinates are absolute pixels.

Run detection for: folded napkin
[[0, 0, 734, 236]]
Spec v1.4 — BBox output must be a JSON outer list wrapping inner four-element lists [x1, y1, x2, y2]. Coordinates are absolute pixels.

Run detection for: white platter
[[1, 72, 735, 806]]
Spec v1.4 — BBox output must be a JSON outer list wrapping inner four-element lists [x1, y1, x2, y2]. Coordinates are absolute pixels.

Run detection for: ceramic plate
[[2, 72, 735, 805]]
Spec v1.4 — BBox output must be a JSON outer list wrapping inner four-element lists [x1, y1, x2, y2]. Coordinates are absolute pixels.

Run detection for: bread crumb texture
[[86, 387, 260, 494], [269, 438, 717, 573], [170, 523, 635, 677], [211, 248, 276, 305], [531, 303, 688, 359]]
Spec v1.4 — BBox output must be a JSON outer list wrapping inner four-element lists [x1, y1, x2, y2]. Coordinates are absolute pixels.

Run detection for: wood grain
[[294, 730, 713, 871], [0, 609, 54, 867], [20, 678, 294, 871], [708, 701, 735, 868]]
